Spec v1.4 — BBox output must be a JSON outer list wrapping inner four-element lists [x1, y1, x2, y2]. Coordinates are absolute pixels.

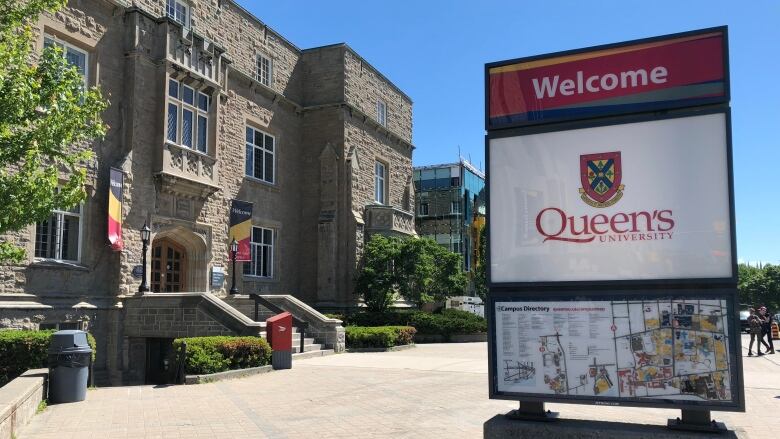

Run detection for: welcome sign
[[485, 27, 742, 413], [487, 28, 727, 129]]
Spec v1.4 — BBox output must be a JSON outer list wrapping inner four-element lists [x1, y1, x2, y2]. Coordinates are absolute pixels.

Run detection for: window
[[451, 201, 461, 214], [245, 126, 275, 184], [35, 203, 82, 262], [243, 226, 274, 278], [43, 35, 88, 87], [167, 78, 209, 153], [256, 54, 272, 87], [452, 241, 462, 254], [376, 100, 387, 126], [374, 161, 386, 204], [166, 0, 189, 27], [419, 202, 429, 216]]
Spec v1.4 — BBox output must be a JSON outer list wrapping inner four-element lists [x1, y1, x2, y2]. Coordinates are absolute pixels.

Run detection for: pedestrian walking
[[748, 308, 769, 356], [758, 306, 775, 354]]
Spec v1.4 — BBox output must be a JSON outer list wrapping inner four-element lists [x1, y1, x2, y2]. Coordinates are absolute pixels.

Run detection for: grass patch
[[36, 399, 47, 414]]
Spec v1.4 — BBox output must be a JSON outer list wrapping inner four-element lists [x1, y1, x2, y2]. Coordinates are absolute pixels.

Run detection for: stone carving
[[202, 160, 214, 179], [169, 144, 183, 169], [186, 152, 198, 174]]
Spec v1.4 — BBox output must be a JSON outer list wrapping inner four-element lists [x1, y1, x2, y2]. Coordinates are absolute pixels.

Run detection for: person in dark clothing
[[748, 308, 769, 356], [758, 306, 775, 354]]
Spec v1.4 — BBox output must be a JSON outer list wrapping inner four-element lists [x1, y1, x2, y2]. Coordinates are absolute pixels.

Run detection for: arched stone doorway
[[150, 226, 209, 292]]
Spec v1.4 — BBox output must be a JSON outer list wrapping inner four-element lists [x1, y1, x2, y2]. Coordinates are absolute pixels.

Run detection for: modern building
[[413, 160, 485, 291], [0, 0, 416, 384]]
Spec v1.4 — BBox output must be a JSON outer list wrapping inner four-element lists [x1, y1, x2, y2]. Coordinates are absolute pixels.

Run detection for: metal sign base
[[667, 410, 728, 433], [505, 402, 559, 422]]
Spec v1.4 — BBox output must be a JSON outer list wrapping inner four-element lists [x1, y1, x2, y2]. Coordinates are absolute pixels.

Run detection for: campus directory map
[[495, 299, 732, 403]]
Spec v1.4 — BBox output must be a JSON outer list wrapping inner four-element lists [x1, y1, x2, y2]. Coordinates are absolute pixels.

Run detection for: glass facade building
[[413, 160, 485, 291]]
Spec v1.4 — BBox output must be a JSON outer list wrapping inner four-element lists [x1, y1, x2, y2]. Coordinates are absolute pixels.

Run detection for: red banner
[[488, 28, 726, 128]]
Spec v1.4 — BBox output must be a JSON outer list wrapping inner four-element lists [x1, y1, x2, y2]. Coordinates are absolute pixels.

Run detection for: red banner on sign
[[488, 28, 726, 128]]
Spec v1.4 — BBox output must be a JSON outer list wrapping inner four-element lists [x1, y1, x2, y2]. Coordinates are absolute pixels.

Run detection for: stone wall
[[344, 49, 413, 144], [0, 369, 48, 439]]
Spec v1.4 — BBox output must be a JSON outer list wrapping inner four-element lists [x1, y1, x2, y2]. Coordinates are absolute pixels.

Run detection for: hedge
[[0, 330, 97, 387], [173, 336, 272, 375], [341, 309, 486, 336], [345, 326, 416, 348]]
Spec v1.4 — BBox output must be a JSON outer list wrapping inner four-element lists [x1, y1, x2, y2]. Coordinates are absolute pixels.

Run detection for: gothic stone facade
[[0, 0, 415, 383]]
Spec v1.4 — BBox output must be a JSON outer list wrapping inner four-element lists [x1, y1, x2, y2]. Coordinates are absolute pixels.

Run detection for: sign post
[[485, 27, 742, 432]]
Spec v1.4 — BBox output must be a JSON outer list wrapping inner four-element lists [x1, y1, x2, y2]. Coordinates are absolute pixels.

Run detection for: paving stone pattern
[[20, 337, 776, 438]]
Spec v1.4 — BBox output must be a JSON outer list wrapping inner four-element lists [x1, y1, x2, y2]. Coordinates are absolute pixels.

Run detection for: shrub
[[173, 336, 272, 375], [409, 311, 486, 336], [342, 309, 487, 337], [345, 326, 416, 348], [344, 311, 413, 327], [0, 330, 97, 387]]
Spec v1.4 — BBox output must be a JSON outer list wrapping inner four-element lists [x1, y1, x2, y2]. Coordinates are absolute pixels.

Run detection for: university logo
[[579, 151, 625, 208]]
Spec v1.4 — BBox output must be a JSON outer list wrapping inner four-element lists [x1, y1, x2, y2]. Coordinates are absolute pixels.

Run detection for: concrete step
[[292, 343, 322, 354], [292, 349, 335, 361]]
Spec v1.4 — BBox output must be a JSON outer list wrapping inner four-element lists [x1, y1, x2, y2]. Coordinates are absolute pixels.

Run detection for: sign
[[228, 199, 253, 261], [489, 112, 732, 283], [485, 26, 743, 414], [492, 295, 738, 408], [131, 265, 143, 278], [211, 266, 225, 289], [487, 27, 727, 129], [108, 168, 124, 251]]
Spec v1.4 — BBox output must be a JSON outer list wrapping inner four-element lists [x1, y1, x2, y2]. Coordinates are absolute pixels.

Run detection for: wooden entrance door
[[151, 239, 187, 292]]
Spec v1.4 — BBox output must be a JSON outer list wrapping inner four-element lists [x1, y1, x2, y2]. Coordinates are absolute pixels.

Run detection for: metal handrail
[[249, 294, 308, 354]]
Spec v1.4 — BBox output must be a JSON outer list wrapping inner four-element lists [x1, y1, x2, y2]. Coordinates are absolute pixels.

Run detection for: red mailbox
[[266, 312, 293, 369]]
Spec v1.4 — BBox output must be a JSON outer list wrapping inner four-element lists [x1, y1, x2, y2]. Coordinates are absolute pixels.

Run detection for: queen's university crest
[[579, 152, 625, 208]]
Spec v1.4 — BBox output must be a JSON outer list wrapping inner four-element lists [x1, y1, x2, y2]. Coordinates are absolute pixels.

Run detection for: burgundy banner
[[488, 28, 726, 128]]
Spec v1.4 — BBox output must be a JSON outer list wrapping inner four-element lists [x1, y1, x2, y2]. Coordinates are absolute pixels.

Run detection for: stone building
[[413, 160, 485, 292], [0, 0, 415, 384]]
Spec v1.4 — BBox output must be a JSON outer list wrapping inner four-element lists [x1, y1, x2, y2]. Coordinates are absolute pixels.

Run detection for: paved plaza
[[20, 336, 777, 438]]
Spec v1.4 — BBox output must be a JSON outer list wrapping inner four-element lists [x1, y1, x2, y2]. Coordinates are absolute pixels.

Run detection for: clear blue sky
[[242, 0, 779, 264]]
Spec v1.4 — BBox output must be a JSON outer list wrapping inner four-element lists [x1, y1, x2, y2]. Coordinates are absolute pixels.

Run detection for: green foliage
[[0, 0, 108, 263], [355, 235, 467, 311], [355, 235, 402, 312], [474, 224, 487, 301], [0, 330, 97, 387], [36, 399, 47, 414], [173, 336, 272, 375], [408, 309, 486, 337], [397, 238, 467, 307], [342, 309, 487, 337], [343, 310, 414, 327], [738, 263, 780, 311], [345, 326, 416, 348]]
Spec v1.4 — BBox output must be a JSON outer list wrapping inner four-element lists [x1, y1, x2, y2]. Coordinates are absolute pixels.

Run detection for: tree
[[0, 0, 107, 263], [473, 224, 487, 301], [356, 235, 468, 311], [738, 263, 780, 312], [354, 235, 401, 312]]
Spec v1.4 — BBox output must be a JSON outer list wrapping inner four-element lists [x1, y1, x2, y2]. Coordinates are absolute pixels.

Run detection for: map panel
[[495, 299, 732, 403]]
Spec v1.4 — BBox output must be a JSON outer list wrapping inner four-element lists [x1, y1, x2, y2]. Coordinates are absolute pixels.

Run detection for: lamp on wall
[[229, 238, 239, 294], [139, 222, 151, 293]]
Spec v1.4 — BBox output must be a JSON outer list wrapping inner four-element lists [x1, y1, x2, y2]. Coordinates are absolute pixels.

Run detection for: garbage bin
[[47, 330, 92, 403]]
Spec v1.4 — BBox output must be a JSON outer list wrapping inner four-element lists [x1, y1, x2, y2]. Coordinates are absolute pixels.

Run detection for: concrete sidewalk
[[19, 336, 776, 438]]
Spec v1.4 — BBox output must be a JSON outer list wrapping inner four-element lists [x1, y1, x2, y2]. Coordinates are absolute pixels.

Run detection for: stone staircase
[[222, 294, 344, 355]]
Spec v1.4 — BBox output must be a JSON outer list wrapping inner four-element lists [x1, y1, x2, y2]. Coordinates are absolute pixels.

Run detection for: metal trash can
[[47, 330, 92, 403]]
